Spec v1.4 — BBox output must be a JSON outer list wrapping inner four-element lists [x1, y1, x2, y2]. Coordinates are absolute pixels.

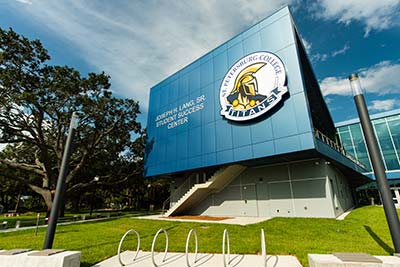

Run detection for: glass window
[[373, 120, 400, 170], [349, 124, 372, 171], [338, 128, 356, 157], [387, 117, 400, 159]]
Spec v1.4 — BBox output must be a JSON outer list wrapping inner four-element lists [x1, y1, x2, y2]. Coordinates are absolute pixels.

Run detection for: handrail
[[260, 229, 266, 267], [151, 228, 169, 267], [117, 229, 140, 266], [185, 229, 198, 267], [314, 128, 367, 169], [222, 229, 230, 267], [163, 173, 198, 214], [161, 196, 171, 214]]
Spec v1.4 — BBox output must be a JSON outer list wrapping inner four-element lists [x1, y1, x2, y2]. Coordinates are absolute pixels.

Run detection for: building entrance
[[392, 187, 400, 208]]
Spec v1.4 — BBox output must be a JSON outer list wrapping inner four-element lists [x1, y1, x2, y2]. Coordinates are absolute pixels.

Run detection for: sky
[[1, 0, 399, 126]]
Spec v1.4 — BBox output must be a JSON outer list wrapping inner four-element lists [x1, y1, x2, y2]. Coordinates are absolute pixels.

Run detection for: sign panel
[[219, 51, 288, 121]]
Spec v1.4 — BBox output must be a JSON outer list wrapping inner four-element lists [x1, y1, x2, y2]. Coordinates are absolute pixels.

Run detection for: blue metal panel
[[234, 145, 253, 162], [274, 135, 300, 154], [232, 124, 252, 147], [252, 140, 275, 158], [202, 122, 216, 154], [200, 59, 214, 88], [213, 51, 228, 81], [299, 132, 315, 150], [242, 32, 262, 55], [217, 149, 234, 164], [201, 84, 215, 124], [271, 99, 298, 139], [145, 7, 318, 177], [188, 127, 201, 157], [188, 68, 200, 93], [227, 42, 243, 66], [215, 120, 233, 151], [202, 152, 217, 166]]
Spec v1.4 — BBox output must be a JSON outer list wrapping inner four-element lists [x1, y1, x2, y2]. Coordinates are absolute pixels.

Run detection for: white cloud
[[301, 36, 312, 54], [320, 61, 400, 96], [368, 99, 400, 111], [15, 0, 32, 5], [10, 1, 298, 112], [311, 43, 349, 63], [313, 0, 400, 36], [331, 44, 349, 57], [311, 53, 329, 62]]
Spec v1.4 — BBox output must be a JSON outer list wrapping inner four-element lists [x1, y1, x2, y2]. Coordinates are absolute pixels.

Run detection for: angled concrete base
[[93, 251, 302, 267], [309, 254, 400, 267], [0, 250, 81, 267]]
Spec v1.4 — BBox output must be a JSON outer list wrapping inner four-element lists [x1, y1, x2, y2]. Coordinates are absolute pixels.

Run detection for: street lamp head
[[348, 73, 363, 96]]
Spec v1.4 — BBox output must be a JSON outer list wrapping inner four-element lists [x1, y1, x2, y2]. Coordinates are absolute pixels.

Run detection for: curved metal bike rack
[[260, 229, 266, 267], [117, 229, 141, 266], [222, 229, 231, 267], [151, 228, 169, 267], [185, 229, 199, 267]]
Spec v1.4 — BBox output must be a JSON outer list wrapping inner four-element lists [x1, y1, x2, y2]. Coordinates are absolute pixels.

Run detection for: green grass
[[1, 210, 156, 228], [0, 206, 398, 267]]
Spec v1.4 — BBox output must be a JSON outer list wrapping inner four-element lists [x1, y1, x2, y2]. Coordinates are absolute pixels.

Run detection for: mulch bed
[[162, 215, 232, 221]]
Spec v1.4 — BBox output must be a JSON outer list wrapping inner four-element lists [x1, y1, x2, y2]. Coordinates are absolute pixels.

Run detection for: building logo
[[220, 51, 288, 121]]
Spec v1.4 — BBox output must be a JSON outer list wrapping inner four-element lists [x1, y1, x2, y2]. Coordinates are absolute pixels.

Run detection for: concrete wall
[[325, 164, 354, 217], [190, 158, 354, 218]]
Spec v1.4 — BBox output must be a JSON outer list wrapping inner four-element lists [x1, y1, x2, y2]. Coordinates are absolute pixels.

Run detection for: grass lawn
[[0, 206, 398, 267], [1, 210, 156, 228]]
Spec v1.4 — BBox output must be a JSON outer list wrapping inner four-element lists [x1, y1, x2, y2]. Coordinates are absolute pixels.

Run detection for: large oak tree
[[0, 28, 144, 212]]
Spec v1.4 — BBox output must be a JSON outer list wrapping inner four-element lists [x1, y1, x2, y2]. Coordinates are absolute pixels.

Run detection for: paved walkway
[[93, 251, 302, 267], [135, 215, 270, 225]]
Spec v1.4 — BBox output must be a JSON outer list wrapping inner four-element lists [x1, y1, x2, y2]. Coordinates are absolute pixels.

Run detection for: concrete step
[[93, 251, 302, 267]]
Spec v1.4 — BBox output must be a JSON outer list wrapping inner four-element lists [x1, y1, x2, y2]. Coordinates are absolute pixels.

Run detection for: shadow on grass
[[364, 225, 394, 254], [74, 225, 179, 252]]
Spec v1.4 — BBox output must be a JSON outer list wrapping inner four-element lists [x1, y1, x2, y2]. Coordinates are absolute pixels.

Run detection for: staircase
[[164, 164, 247, 217]]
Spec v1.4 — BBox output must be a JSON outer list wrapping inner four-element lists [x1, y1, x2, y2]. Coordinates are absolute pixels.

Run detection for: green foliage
[[0, 206, 398, 267], [0, 27, 144, 211]]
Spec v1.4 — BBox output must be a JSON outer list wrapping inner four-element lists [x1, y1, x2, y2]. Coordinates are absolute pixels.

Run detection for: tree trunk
[[14, 189, 22, 212], [28, 185, 53, 216]]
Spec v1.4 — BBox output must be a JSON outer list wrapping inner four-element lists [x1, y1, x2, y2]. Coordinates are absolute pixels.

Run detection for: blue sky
[[1, 0, 399, 125]]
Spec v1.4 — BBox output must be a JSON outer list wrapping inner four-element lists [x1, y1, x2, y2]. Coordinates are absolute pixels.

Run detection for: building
[[145, 6, 370, 219], [336, 109, 400, 206]]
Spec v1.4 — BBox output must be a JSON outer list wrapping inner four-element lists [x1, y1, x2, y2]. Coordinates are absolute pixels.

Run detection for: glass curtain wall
[[337, 114, 400, 173]]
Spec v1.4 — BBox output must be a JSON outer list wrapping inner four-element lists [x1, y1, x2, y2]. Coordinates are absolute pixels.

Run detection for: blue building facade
[[145, 7, 369, 218]]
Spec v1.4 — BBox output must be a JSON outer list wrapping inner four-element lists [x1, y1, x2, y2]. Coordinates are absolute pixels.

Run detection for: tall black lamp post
[[43, 112, 79, 249], [349, 74, 400, 253]]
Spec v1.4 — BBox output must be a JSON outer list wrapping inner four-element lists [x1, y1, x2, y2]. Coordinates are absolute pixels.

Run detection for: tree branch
[[0, 159, 45, 176]]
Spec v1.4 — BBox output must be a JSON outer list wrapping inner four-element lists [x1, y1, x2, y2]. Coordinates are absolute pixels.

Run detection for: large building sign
[[219, 51, 288, 121]]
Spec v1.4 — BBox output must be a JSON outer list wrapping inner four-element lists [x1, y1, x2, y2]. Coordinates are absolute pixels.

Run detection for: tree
[[0, 27, 143, 213]]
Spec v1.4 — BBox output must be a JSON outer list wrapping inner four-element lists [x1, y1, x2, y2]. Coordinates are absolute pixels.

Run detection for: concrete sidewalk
[[93, 251, 302, 267], [135, 215, 270, 225]]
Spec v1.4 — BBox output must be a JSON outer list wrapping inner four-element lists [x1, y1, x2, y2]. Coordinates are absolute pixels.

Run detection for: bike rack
[[151, 228, 169, 267], [185, 229, 199, 267], [222, 229, 230, 267], [117, 229, 141, 266], [260, 229, 266, 267]]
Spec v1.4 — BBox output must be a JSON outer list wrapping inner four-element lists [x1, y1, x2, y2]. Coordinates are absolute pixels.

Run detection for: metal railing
[[162, 173, 198, 213], [314, 129, 367, 169]]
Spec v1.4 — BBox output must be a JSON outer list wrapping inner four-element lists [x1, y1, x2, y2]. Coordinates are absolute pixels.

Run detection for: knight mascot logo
[[220, 51, 288, 121]]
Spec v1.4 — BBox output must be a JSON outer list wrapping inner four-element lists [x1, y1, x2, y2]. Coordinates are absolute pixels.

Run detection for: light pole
[[43, 112, 79, 249], [349, 74, 400, 253]]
